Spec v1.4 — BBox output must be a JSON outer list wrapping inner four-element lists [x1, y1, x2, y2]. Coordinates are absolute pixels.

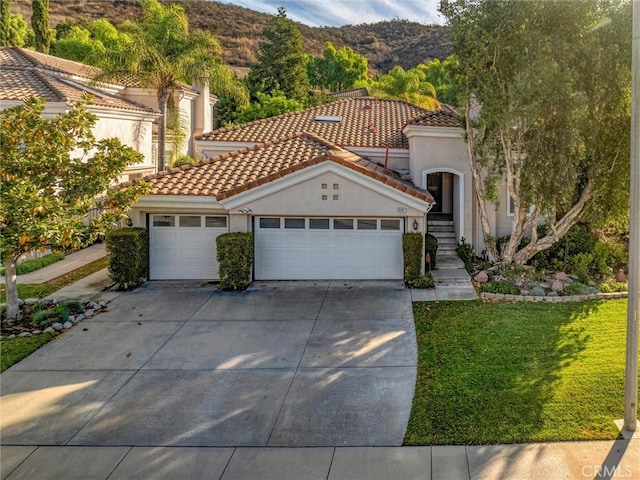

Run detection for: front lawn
[[1, 332, 57, 372], [404, 299, 635, 445]]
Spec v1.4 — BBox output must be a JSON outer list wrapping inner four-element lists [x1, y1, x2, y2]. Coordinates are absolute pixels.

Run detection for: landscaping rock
[[551, 280, 564, 292], [43, 327, 54, 333], [24, 298, 39, 306], [18, 299, 24, 307], [68, 315, 76, 324], [52, 322, 64, 331], [553, 272, 570, 282], [32, 329, 42, 335], [615, 269, 627, 283], [84, 309, 95, 318], [18, 332, 32, 337], [8, 334, 16, 339], [474, 271, 489, 283], [43, 298, 55, 306], [547, 291, 559, 297], [63, 321, 73, 329], [531, 286, 546, 297], [75, 314, 85, 322]]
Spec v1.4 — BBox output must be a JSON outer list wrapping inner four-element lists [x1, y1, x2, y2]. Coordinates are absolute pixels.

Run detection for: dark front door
[[427, 172, 443, 213]]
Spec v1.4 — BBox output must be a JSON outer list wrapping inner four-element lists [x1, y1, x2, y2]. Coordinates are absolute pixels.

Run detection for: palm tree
[[95, 0, 248, 171], [370, 65, 440, 110]]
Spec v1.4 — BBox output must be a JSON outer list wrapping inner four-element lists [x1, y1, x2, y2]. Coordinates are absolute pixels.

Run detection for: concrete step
[[431, 231, 456, 237], [427, 220, 454, 226], [428, 225, 455, 232]]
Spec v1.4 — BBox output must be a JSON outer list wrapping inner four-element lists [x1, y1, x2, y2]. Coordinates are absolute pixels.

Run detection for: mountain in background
[[11, 0, 451, 74]]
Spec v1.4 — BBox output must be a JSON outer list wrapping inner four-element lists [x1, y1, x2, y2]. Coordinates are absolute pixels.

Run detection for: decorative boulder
[[474, 271, 489, 284], [615, 269, 627, 283], [553, 272, 570, 282], [551, 280, 564, 292], [531, 286, 546, 297]]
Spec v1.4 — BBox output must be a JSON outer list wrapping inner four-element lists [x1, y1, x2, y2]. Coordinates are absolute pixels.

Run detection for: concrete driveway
[[1, 281, 417, 448]]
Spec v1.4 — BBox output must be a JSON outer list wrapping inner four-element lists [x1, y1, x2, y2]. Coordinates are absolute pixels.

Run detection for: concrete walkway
[[412, 254, 478, 302], [0, 243, 107, 285]]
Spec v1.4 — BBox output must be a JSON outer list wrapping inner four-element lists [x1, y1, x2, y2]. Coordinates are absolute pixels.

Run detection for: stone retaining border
[[479, 291, 628, 302]]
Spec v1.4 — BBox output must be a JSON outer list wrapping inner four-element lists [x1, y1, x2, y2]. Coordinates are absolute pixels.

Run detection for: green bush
[[217, 232, 253, 290], [403, 233, 423, 284], [456, 237, 475, 273], [480, 280, 519, 295], [571, 252, 593, 285], [598, 280, 628, 293], [106, 228, 149, 289], [62, 300, 83, 314], [425, 234, 438, 270], [0, 253, 65, 276], [171, 155, 198, 168], [411, 273, 435, 289], [33, 304, 70, 328], [564, 282, 591, 295]]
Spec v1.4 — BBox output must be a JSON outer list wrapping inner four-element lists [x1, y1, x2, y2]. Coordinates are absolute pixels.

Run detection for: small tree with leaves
[[0, 97, 149, 320], [307, 42, 369, 92], [31, 0, 52, 53]]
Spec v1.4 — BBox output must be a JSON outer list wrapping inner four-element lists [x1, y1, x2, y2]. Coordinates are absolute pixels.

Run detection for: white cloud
[[215, 0, 445, 27]]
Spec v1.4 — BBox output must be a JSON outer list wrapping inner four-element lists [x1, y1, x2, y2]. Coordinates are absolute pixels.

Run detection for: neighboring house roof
[[327, 87, 370, 99], [408, 104, 460, 128], [0, 66, 159, 114], [0, 47, 100, 80], [198, 97, 457, 149], [124, 132, 434, 203]]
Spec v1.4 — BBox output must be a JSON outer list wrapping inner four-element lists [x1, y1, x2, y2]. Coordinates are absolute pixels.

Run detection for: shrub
[[598, 280, 628, 293], [425, 234, 438, 270], [456, 237, 475, 273], [106, 228, 149, 289], [0, 253, 65, 276], [62, 300, 83, 314], [571, 252, 593, 285], [480, 280, 518, 295], [33, 304, 70, 328], [411, 273, 435, 289], [564, 282, 591, 295], [403, 233, 423, 284], [217, 232, 253, 290], [591, 241, 613, 277], [171, 155, 198, 168]]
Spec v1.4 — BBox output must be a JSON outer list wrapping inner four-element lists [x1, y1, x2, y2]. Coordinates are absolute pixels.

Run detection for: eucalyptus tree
[[96, 0, 247, 172], [307, 42, 369, 92], [441, 0, 631, 263]]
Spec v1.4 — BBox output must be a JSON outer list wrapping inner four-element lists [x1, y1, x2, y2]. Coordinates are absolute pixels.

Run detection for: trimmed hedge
[[105, 228, 149, 289], [403, 233, 423, 284], [217, 232, 253, 290], [425, 234, 438, 270], [0, 253, 65, 276]]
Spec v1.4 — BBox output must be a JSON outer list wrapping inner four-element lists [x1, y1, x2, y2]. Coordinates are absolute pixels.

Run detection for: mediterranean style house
[[125, 97, 519, 281], [0, 47, 216, 182]]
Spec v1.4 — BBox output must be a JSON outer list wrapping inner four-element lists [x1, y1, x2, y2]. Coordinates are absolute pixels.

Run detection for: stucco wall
[[92, 115, 155, 169]]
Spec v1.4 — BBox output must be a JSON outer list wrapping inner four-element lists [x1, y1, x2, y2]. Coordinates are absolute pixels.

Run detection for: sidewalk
[[0, 243, 107, 285], [2, 436, 638, 479]]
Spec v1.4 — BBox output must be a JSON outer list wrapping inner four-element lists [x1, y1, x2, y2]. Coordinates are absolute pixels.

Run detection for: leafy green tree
[[418, 56, 461, 106], [0, 7, 31, 47], [370, 65, 439, 109], [0, 97, 149, 320], [247, 7, 310, 103], [441, 0, 631, 264], [235, 90, 304, 124], [96, 0, 247, 172], [307, 42, 369, 92], [31, 0, 52, 53], [52, 25, 105, 62]]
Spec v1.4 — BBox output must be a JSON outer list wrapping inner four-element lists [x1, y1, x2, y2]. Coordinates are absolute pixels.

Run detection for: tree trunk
[[157, 89, 169, 172], [4, 256, 20, 321], [465, 106, 496, 260], [512, 180, 594, 264]]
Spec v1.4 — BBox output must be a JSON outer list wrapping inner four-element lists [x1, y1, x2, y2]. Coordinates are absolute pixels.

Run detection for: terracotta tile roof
[[123, 132, 433, 204], [0, 47, 100, 80], [0, 68, 158, 114], [197, 97, 456, 149], [408, 104, 461, 127]]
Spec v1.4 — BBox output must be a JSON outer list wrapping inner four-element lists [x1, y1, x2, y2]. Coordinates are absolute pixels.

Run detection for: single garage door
[[149, 214, 228, 280], [255, 217, 404, 280]]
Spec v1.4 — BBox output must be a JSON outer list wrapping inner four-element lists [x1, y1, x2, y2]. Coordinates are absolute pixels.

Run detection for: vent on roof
[[314, 115, 342, 123]]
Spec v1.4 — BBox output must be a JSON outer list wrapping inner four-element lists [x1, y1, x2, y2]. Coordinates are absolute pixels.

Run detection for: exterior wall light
[[238, 208, 252, 214], [412, 219, 419, 231]]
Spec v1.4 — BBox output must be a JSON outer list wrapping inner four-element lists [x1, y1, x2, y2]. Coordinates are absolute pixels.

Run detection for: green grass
[[1, 332, 57, 372], [404, 299, 636, 445], [0, 256, 109, 303]]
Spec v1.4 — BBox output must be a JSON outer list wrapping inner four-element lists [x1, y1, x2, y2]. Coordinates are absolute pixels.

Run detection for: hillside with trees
[[9, 0, 451, 73]]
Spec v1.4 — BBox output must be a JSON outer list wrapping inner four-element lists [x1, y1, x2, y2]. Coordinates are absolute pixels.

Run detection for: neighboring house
[[0, 47, 217, 180], [123, 96, 518, 281]]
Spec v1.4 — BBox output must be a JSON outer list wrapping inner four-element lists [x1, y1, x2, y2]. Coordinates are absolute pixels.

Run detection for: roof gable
[[197, 97, 455, 149], [127, 132, 433, 203]]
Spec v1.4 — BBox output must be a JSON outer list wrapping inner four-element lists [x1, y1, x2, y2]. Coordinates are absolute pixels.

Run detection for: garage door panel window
[[152, 215, 175, 227], [309, 218, 330, 229], [284, 218, 305, 229], [260, 217, 281, 228], [357, 219, 377, 230], [381, 219, 401, 231], [179, 215, 202, 227], [333, 219, 354, 230], [205, 216, 227, 228]]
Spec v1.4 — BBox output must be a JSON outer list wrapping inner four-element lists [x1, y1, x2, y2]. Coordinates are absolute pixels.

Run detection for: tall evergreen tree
[[247, 7, 309, 103], [31, 0, 51, 53], [0, 0, 9, 46]]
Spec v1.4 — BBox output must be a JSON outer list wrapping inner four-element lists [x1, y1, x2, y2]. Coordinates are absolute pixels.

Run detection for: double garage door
[[254, 217, 404, 280], [150, 215, 404, 280]]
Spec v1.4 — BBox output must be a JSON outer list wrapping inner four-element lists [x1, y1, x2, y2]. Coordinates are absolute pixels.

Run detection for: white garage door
[[255, 217, 404, 280], [149, 214, 228, 280]]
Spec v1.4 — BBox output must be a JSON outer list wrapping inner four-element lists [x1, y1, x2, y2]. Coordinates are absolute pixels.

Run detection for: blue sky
[[217, 0, 445, 27]]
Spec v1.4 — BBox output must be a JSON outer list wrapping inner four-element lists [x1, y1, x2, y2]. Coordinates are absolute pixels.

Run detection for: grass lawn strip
[[0, 256, 110, 372], [404, 299, 635, 445]]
